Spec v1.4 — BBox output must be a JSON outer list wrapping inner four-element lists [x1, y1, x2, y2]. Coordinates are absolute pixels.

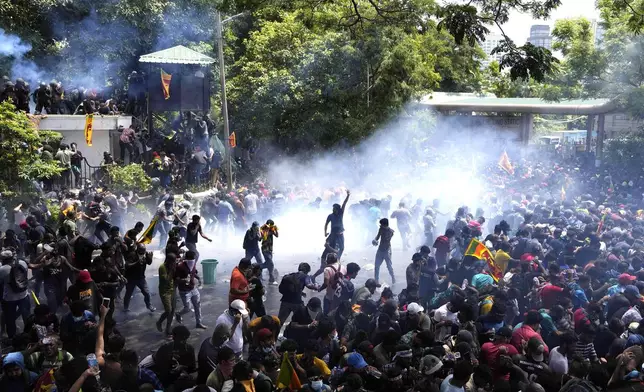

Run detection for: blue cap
[[625, 285, 641, 298], [347, 352, 368, 369]]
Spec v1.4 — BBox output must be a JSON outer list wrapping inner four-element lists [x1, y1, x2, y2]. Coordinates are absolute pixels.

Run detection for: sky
[[489, 0, 601, 43]]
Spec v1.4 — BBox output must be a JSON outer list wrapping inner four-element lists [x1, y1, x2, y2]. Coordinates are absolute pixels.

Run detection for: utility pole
[[216, 10, 233, 191]]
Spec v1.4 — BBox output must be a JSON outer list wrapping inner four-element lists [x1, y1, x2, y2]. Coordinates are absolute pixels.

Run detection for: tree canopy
[[4, 1, 644, 149]]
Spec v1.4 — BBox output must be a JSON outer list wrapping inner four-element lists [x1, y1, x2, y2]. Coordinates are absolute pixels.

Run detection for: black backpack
[[279, 272, 302, 296], [9, 260, 28, 292]]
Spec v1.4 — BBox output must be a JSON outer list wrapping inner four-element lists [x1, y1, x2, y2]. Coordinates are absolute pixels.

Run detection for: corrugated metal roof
[[420, 94, 615, 115], [139, 45, 215, 65]]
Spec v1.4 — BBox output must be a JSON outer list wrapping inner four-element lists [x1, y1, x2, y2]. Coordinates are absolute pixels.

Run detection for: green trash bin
[[201, 259, 218, 285]]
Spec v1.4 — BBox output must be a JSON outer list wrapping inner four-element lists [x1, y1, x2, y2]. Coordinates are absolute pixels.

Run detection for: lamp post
[[216, 11, 245, 191]]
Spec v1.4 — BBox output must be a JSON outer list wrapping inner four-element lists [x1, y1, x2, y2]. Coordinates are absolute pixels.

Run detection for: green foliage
[[44, 198, 61, 226], [0, 101, 63, 194], [604, 132, 644, 174], [105, 164, 152, 193]]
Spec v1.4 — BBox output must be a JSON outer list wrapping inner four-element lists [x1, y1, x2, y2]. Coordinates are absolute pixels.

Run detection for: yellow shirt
[[495, 249, 511, 273], [296, 355, 331, 377]]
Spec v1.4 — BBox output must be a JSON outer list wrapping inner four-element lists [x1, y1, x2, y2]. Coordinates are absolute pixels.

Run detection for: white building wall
[[36, 115, 132, 166]]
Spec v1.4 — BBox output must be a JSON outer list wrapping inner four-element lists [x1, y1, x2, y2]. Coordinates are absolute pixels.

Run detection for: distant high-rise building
[[591, 19, 605, 46], [527, 24, 552, 51], [481, 35, 505, 68]]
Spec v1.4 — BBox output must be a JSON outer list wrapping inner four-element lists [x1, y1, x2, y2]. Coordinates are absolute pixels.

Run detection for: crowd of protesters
[[4, 143, 644, 392]]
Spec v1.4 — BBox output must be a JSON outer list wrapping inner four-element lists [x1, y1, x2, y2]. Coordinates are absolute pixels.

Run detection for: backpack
[[328, 265, 343, 289], [279, 272, 302, 297], [9, 259, 28, 292]]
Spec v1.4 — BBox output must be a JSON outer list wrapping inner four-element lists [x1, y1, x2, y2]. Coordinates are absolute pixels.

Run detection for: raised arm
[[341, 190, 350, 213]]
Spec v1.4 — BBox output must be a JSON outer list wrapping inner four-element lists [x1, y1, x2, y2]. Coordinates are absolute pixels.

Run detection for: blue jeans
[[160, 173, 171, 188], [245, 248, 265, 264], [374, 248, 394, 283], [329, 232, 345, 259], [179, 288, 202, 325]]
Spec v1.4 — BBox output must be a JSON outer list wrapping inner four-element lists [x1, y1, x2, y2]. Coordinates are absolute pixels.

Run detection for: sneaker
[[175, 314, 183, 324], [196, 323, 208, 330], [269, 281, 278, 286], [147, 305, 157, 312], [123, 308, 130, 312], [156, 321, 163, 333]]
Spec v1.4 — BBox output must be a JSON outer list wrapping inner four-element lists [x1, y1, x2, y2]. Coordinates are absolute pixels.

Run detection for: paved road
[[116, 242, 416, 358]]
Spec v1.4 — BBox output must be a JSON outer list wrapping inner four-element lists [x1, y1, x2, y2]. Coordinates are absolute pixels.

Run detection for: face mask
[[311, 380, 324, 390], [262, 346, 274, 353], [331, 331, 339, 341]]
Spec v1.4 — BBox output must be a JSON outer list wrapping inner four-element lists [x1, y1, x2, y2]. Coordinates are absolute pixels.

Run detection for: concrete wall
[[36, 115, 132, 166]]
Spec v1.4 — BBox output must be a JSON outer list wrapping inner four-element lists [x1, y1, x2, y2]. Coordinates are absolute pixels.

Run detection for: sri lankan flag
[[560, 185, 566, 201], [498, 151, 514, 175], [138, 216, 159, 244], [276, 353, 302, 390], [84, 114, 94, 146], [161, 69, 172, 100], [465, 238, 502, 282]]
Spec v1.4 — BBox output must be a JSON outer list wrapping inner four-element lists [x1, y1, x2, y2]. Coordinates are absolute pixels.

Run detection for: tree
[[0, 101, 63, 195], [534, 17, 606, 101]]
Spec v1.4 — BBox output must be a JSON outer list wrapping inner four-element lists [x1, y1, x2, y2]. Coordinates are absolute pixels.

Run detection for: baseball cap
[[347, 352, 368, 369], [230, 299, 249, 316], [496, 326, 513, 338], [619, 273, 637, 284], [256, 328, 273, 340], [78, 270, 92, 283], [307, 297, 322, 311], [365, 278, 381, 289], [525, 310, 543, 325], [527, 337, 545, 362], [625, 285, 641, 298], [406, 302, 424, 315], [419, 355, 443, 375]]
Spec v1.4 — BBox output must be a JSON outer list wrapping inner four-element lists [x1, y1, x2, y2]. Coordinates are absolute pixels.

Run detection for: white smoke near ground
[[212, 107, 526, 260]]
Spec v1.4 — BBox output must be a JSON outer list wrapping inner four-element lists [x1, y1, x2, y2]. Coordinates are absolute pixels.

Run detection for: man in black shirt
[[66, 270, 102, 316], [125, 221, 144, 245], [284, 297, 322, 351], [186, 214, 211, 262], [123, 243, 155, 312]]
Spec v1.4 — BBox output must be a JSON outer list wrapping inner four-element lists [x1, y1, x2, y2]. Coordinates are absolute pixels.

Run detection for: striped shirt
[[574, 342, 598, 362]]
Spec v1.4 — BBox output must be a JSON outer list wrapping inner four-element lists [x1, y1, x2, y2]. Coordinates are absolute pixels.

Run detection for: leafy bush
[[0, 101, 64, 194], [106, 164, 152, 194]]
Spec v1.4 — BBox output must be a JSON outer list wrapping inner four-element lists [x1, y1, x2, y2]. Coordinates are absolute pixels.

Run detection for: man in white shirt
[[319, 253, 346, 315], [549, 332, 578, 375], [214, 299, 248, 358], [244, 191, 259, 219], [433, 296, 462, 341]]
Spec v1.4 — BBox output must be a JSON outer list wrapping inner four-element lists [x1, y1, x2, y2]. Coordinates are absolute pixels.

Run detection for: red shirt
[[539, 284, 564, 309], [481, 341, 519, 379], [511, 325, 549, 355], [229, 267, 249, 303]]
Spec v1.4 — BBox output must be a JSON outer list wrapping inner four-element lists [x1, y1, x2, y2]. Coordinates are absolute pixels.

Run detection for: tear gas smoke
[[0, 28, 48, 88], [217, 109, 531, 259]]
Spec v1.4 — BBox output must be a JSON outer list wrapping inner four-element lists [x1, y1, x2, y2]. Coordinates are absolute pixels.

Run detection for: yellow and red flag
[[276, 353, 302, 390], [161, 69, 172, 100], [465, 238, 502, 282], [137, 216, 159, 245], [560, 185, 566, 201], [498, 151, 514, 175], [84, 114, 94, 146], [229, 131, 237, 148]]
